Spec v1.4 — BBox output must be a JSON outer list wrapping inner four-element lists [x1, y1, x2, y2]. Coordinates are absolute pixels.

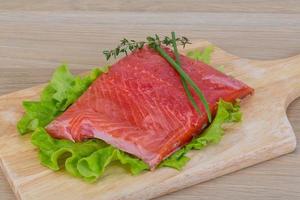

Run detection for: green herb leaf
[[103, 33, 190, 61]]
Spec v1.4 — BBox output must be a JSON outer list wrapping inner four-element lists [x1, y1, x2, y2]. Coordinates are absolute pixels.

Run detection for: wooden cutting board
[[0, 41, 299, 200]]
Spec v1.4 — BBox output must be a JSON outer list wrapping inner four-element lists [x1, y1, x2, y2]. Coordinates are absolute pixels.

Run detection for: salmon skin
[[46, 46, 253, 168]]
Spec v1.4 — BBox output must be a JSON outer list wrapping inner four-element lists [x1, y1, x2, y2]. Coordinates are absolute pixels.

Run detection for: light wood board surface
[[0, 39, 299, 200], [0, 1, 300, 200]]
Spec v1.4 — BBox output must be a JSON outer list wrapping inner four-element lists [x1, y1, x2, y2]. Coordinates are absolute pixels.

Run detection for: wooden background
[[0, 1, 299, 199]]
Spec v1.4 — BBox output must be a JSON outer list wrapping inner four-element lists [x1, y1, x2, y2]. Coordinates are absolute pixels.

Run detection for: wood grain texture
[[0, 41, 300, 200], [0, 0, 299, 13], [0, 1, 300, 200]]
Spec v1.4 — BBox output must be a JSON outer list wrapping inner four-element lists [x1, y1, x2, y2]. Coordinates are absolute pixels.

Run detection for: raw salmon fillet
[[46, 46, 253, 168]]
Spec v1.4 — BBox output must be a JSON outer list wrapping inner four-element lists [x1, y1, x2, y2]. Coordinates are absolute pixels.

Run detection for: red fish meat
[[46, 46, 253, 168]]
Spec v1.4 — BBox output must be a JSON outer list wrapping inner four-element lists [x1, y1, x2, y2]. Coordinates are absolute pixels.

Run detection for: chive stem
[[181, 77, 201, 114], [155, 45, 212, 122], [170, 32, 201, 115]]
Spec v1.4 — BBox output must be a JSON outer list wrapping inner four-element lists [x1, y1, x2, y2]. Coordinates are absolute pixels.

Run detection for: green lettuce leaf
[[17, 64, 109, 135], [187, 46, 226, 73], [31, 128, 148, 182], [31, 99, 241, 181], [186, 45, 214, 64], [160, 100, 242, 170]]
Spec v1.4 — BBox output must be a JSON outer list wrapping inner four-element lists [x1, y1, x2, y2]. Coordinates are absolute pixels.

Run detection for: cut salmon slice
[[46, 46, 253, 168]]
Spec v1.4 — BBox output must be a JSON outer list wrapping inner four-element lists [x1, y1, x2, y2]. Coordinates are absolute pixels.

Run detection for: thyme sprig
[[103, 33, 211, 122], [103, 34, 191, 60], [103, 39, 146, 60]]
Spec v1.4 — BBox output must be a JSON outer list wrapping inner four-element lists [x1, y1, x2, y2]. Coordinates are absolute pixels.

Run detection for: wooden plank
[[0, 0, 299, 13], [0, 12, 299, 64], [1, 4, 300, 200], [0, 41, 299, 200], [0, 11, 300, 97]]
